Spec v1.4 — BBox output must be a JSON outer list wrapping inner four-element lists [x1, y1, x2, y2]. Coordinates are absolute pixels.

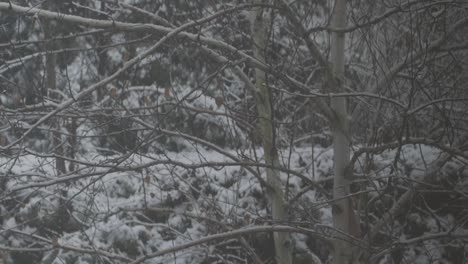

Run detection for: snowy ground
[[1, 144, 466, 263]]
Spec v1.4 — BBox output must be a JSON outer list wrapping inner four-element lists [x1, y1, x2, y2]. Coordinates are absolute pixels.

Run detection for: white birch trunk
[[251, 2, 293, 264], [330, 0, 361, 263]]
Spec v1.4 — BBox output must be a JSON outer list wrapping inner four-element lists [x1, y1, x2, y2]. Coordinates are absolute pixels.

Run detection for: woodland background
[[0, 0, 467, 264]]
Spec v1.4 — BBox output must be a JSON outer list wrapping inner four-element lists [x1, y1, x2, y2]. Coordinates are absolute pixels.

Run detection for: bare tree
[[0, 1, 467, 264], [43, 1, 66, 176], [328, 0, 361, 263], [251, 0, 293, 263]]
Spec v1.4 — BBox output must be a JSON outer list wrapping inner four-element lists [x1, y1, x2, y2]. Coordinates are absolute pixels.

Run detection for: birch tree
[[251, 1, 293, 263], [329, 0, 361, 263], [0, 1, 467, 264]]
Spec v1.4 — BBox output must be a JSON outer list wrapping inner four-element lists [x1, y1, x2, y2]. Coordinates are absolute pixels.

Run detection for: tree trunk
[[67, 118, 77, 172], [43, 7, 66, 176], [251, 2, 293, 264], [330, 0, 361, 263]]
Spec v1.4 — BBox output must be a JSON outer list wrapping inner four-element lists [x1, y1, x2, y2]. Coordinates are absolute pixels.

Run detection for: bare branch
[[130, 225, 328, 264]]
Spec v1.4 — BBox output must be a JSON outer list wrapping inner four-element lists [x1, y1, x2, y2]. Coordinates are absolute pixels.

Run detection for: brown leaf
[[243, 214, 251, 225], [51, 237, 60, 247], [144, 95, 151, 106], [110, 86, 118, 99], [144, 175, 151, 184], [215, 96, 224, 108], [14, 94, 23, 106], [164, 87, 172, 98], [0, 135, 6, 145]]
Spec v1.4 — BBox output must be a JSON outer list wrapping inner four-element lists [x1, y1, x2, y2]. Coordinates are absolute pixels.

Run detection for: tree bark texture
[[43, 5, 66, 176], [251, 2, 293, 264], [330, 0, 361, 263]]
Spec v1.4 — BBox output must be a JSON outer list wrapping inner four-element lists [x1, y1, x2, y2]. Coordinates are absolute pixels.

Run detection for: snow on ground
[[0, 143, 462, 263]]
